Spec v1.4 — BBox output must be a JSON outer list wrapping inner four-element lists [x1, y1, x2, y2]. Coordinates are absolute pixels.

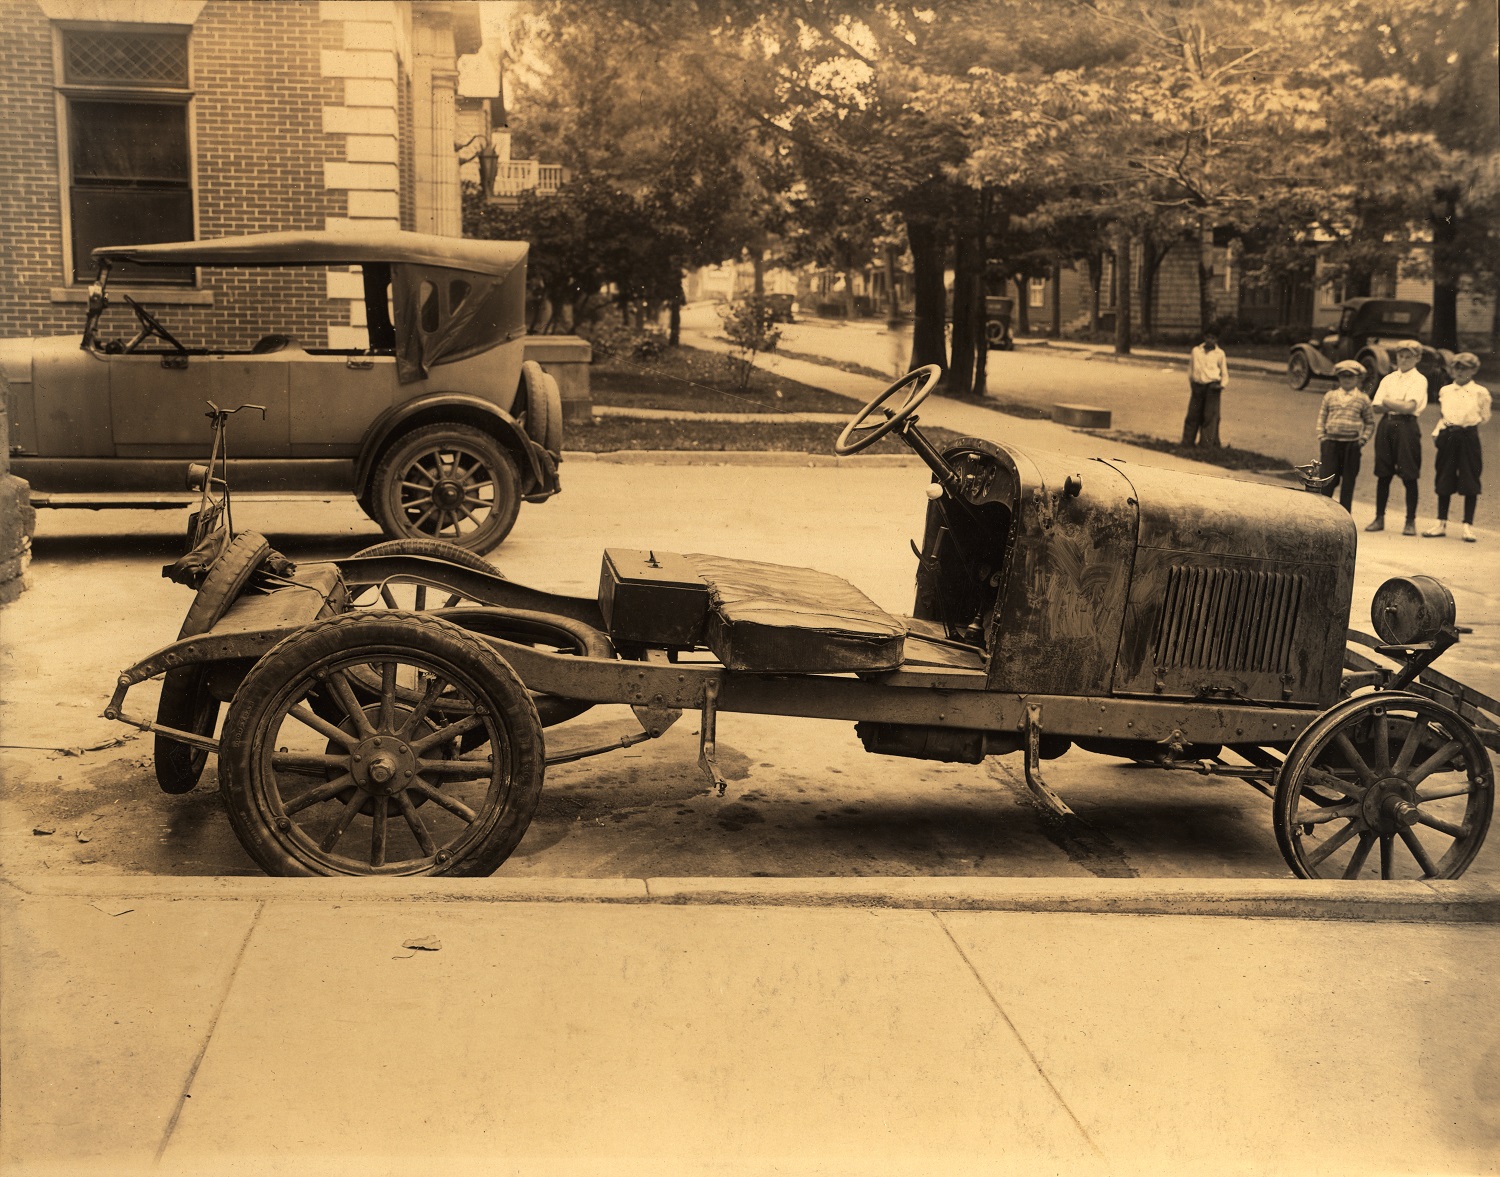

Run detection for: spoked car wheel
[[1273, 693, 1493, 880], [371, 424, 521, 553], [344, 538, 503, 612], [217, 613, 544, 876]]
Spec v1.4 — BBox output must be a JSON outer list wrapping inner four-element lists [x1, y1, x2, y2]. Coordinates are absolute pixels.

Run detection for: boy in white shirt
[[1181, 331, 1229, 447], [1421, 352, 1490, 542], [1366, 340, 1428, 535]]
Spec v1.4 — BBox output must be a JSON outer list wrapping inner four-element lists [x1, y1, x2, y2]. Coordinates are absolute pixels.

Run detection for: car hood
[[0, 335, 84, 388]]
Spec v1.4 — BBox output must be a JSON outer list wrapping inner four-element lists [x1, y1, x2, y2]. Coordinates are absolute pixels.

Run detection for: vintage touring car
[[105, 368, 1497, 880], [1, 230, 561, 552]]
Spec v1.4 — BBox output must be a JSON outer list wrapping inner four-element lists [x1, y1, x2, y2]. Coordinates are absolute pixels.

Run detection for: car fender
[[354, 392, 557, 500], [1357, 346, 1393, 378], [1289, 343, 1333, 378]]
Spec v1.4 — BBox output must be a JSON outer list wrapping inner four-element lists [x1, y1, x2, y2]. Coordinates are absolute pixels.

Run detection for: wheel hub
[[350, 734, 417, 797], [1360, 776, 1418, 836], [432, 479, 465, 509]]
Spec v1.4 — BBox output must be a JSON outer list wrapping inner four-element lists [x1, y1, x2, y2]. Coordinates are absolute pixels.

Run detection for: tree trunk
[[885, 245, 902, 325], [1087, 251, 1103, 334], [751, 247, 766, 298], [1429, 191, 1461, 350], [1138, 234, 1157, 344], [1114, 233, 1133, 356], [668, 280, 683, 347], [1197, 225, 1214, 334], [950, 228, 982, 396], [1050, 261, 1062, 337], [906, 216, 948, 370], [1013, 276, 1031, 337]]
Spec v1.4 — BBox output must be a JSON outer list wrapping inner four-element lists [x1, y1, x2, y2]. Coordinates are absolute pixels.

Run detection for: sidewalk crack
[[153, 899, 265, 1164], [931, 910, 1105, 1159]]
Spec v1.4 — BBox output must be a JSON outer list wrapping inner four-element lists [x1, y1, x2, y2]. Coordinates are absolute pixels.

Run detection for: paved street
[[684, 304, 1500, 491]]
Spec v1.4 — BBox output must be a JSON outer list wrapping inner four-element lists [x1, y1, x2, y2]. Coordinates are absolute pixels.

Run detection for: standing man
[[1366, 340, 1428, 534], [1182, 330, 1229, 447]]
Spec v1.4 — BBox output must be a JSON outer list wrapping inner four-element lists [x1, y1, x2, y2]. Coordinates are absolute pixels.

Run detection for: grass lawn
[[581, 344, 966, 455], [580, 341, 1291, 472]]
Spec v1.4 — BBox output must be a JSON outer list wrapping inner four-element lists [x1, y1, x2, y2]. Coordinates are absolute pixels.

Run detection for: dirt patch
[[592, 346, 859, 415]]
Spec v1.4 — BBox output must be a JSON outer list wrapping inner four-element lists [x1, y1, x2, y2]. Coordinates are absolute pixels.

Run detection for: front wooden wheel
[[1273, 693, 1493, 880], [218, 613, 544, 876]]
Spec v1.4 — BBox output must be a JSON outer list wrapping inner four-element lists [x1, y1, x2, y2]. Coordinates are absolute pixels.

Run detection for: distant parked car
[[762, 293, 797, 323], [0, 229, 562, 552], [984, 295, 1015, 350], [1286, 299, 1452, 395]]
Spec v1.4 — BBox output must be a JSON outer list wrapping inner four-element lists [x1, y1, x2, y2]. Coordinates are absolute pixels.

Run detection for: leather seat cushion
[[683, 554, 906, 673]]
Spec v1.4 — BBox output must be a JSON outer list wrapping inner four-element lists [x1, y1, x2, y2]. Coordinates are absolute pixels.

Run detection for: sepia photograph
[[1, 0, 1497, 1173]]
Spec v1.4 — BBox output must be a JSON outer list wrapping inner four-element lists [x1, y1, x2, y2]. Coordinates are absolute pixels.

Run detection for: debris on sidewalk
[[89, 902, 133, 917], [393, 936, 443, 959], [32, 827, 56, 836]]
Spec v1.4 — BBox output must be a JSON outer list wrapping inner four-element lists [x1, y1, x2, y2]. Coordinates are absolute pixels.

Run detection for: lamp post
[[456, 134, 499, 197]]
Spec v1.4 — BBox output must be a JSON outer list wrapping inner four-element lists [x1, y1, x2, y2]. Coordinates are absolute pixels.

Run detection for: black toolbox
[[598, 548, 710, 647]]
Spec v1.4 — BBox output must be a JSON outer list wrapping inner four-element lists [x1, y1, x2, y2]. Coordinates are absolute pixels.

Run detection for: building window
[[60, 27, 194, 284], [1028, 277, 1047, 308]]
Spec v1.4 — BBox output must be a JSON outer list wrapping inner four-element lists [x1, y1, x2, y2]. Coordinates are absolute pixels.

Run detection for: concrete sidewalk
[[4, 875, 1498, 1177]]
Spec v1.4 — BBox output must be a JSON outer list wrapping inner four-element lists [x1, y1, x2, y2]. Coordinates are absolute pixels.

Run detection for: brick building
[[0, 0, 487, 350]]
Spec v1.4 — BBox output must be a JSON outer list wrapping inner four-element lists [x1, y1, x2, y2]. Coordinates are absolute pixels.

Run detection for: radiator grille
[[1153, 566, 1304, 674]]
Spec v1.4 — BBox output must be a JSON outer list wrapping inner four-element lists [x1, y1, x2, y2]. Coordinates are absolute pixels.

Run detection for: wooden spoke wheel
[[344, 538, 503, 613], [217, 613, 544, 876], [1273, 693, 1493, 880], [370, 424, 520, 553]]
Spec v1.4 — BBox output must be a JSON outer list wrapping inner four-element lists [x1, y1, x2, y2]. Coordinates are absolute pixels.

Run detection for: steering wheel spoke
[[122, 294, 188, 354]]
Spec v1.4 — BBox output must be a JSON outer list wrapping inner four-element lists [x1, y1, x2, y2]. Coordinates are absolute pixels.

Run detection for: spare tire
[[521, 360, 564, 455]]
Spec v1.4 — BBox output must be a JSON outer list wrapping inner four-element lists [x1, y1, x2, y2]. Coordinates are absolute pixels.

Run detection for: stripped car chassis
[[106, 376, 1497, 880]]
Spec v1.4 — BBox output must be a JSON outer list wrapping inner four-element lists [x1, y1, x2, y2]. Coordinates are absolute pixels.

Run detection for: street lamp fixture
[[455, 133, 499, 195]]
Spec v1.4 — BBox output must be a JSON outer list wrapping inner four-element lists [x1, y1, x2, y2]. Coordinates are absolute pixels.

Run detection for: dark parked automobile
[[762, 293, 797, 323], [1286, 298, 1453, 395], [984, 295, 1014, 350], [0, 229, 562, 552]]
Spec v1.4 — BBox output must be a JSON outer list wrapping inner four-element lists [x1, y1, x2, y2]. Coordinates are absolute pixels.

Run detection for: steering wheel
[[122, 294, 187, 353], [834, 364, 943, 455]]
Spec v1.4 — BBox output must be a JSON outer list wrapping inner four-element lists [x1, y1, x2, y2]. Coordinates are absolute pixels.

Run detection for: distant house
[[0, 0, 490, 350]]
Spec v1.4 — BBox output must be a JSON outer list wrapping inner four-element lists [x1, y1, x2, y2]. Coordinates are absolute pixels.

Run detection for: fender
[[1290, 342, 1334, 379], [353, 392, 558, 500]]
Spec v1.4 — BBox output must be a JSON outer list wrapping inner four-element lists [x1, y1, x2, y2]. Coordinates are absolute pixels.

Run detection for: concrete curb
[[562, 449, 924, 467], [7, 874, 1496, 922], [1014, 338, 1286, 376]]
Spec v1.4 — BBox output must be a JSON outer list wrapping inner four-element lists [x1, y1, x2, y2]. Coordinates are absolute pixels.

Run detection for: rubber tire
[[350, 538, 501, 575], [538, 371, 564, 455], [217, 612, 545, 877], [433, 606, 612, 728], [1356, 352, 1381, 396], [1286, 352, 1311, 391], [370, 423, 521, 554], [153, 667, 220, 794], [177, 531, 272, 639], [153, 531, 269, 793]]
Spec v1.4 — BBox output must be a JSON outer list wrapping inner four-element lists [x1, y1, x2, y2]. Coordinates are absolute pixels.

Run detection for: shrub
[[719, 298, 781, 389]]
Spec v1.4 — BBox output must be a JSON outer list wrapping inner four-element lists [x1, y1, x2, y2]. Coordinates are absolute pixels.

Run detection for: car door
[[288, 352, 400, 457], [109, 351, 290, 458]]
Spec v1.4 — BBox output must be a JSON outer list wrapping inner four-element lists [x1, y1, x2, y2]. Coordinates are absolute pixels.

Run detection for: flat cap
[[1451, 351, 1481, 368], [1393, 339, 1423, 353], [1333, 359, 1366, 374]]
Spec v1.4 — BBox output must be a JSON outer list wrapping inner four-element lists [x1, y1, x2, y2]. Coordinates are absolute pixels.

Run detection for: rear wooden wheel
[[218, 612, 544, 876]]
